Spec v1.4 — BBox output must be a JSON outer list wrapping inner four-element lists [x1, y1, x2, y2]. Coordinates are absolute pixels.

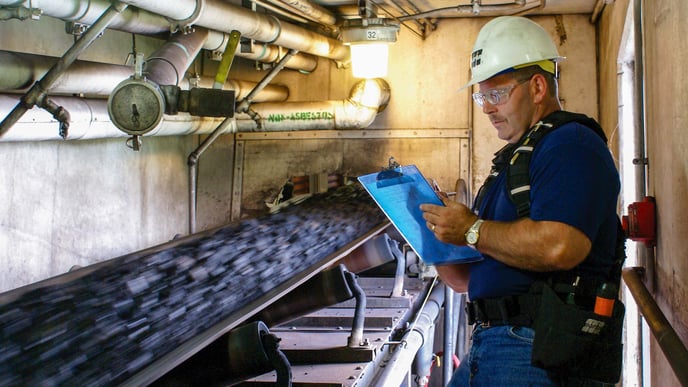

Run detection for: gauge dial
[[108, 78, 165, 135]]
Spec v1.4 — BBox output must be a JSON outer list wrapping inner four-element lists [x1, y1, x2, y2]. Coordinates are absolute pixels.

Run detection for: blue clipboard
[[358, 165, 482, 265]]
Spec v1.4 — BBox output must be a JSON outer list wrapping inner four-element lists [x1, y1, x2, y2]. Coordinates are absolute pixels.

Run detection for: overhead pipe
[[253, 0, 311, 25], [236, 49, 298, 117], [235, 78, 390, 131], [512, 0, 546, 16], [268, 0, 337, 26], [0, 0, 319, 72], [590, 0, 608, 24], [397, 0, 539, 21], [118, 0, 349, 61], [143, 27, 210, 86], [199, 29, 318, 73], [0, 1, 128, 139], [0, 0, 168, 34], [0, 51, 133, 96], [0, 50, 289, 102], [0, 78, 388, 141]]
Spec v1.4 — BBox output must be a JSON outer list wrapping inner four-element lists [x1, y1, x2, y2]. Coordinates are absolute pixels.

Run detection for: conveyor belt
[[0, 184, 387, 386]]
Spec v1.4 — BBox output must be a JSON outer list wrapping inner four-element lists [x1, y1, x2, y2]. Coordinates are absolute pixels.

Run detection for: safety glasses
[[472, 78, 531, 107]]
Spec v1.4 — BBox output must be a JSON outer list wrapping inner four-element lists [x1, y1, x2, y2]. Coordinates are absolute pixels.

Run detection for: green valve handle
[[213, 30, 242, 89]]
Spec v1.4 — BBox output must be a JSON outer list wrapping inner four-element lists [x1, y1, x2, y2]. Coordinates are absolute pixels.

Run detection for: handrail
[[622, 266, 688, 386]]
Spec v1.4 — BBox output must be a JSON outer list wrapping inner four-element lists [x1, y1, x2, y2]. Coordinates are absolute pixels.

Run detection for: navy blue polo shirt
[[468, 120, 620, 300]]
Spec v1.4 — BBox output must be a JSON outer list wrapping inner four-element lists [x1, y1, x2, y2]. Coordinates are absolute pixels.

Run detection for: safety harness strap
[[506, 111, 608, 218]]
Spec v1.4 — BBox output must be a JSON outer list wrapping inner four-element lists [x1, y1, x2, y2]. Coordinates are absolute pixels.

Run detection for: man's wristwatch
[[465, 219, 484, 248]]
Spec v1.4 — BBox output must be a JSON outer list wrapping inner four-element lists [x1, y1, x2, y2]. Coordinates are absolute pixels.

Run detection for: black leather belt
[[466, 294, 540, 327]]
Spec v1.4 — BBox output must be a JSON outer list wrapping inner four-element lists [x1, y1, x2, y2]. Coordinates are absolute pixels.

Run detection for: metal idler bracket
[[345, 270, 369, 349]]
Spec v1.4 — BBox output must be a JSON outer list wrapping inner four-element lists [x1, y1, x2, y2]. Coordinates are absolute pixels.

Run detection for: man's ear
[[530, 73, 549, 104]]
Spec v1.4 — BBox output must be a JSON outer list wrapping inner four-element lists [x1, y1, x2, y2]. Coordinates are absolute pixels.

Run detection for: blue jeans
[[448, 325, 615, 387]]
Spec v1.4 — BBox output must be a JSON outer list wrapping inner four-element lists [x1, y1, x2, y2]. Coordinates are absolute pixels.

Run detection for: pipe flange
[[168, 0, 206, 34]]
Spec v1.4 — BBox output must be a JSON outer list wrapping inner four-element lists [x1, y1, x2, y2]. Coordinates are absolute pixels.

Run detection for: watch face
[[466, 232, 478, 245]]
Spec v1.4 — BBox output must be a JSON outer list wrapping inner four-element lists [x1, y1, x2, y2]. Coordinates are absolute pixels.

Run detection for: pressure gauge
[[107, 77, 165, 135]]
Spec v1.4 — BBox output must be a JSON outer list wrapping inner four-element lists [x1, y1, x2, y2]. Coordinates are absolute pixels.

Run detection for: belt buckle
[[479, 320, 491, 328]]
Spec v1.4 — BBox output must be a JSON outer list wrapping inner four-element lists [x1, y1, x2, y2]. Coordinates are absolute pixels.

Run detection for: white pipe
[[235, 78, 390, 131], [0, 0, 347, 60], [0, 79, 389, 141], [0, 50, 289, 102], [118, 0, 349, 60], [145, 28, 210, 86], [0, 0, 171, 34], [270, 0, 337, 26], [373, 281, 444, 386], [204, 31, 318, 73], [398, 0, 539, 21], [0, 0, 319, 72]]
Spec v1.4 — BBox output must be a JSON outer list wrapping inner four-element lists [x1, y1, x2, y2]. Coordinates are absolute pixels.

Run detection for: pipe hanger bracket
[[168, 0, 206, 35]]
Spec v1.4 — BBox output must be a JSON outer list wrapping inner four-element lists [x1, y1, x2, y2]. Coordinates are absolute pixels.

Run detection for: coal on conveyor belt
[[0, 184, 386, 386]]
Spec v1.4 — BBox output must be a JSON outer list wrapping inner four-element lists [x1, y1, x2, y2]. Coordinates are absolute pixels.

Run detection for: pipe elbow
[[338, 78, 390, 129]]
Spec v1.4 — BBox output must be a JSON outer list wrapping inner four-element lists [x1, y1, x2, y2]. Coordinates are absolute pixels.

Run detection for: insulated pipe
[[0, 79, 387, 141], [0, 0, 319, 72], [0, 1, 128, 138], [374, 279, 444, 385], [206, 31, 318, 72], [0, 0, 170, 34], [273, 0, 337, 26], [0, 51, 289, 101], [398, 0, 538, 21], [236, 78, 390, 131], [118, 0, 349, 60], [236, 49, 298, 115], [144, 28, 210, 86], [0, 51, 132, 96]]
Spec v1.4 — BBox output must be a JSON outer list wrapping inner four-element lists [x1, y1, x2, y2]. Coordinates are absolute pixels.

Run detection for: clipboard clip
[[377, 157, 403, 181]]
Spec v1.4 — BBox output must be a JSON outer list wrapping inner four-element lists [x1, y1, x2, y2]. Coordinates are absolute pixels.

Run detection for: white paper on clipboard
[[358, 165, 482, 265]]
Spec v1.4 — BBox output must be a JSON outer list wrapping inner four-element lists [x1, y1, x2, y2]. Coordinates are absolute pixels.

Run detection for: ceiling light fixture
[[341, 16, 400, 79]]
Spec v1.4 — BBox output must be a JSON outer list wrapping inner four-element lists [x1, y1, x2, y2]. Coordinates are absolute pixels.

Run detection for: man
[[420, 16, 622, 386]]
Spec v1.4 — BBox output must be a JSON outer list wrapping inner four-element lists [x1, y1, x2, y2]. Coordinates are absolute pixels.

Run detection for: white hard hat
[[461, 16, 565, 89]]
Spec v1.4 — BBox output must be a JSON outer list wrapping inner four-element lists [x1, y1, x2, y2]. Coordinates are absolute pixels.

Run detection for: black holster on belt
[[530, 281, 625, 383]]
